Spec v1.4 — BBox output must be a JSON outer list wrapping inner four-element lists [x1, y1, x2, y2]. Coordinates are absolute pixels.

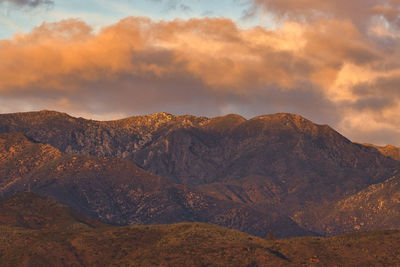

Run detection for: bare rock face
[[1, 111, 400, 236], [0, 132, 310, 238]]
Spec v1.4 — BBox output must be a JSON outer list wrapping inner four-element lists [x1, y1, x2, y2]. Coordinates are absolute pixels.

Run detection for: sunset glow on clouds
[[1, 0, 400, 145]]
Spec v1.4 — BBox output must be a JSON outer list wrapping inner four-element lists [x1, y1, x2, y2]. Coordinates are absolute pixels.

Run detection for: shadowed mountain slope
[[294, 175, 400, 236], [1, 193, 400, 267], [363, 143, 400, 161], [1, 111, 399, 216], [0, 132, 309, 238], [0, 192, 104, 230]]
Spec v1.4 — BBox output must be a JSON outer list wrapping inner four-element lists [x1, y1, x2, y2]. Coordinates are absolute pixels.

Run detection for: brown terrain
[[1, 192, 400, 267], [0, 132, 309, 238], [294, 175, 400, 236], [363, 143, 400, 161], [1, 110, 400, 239]]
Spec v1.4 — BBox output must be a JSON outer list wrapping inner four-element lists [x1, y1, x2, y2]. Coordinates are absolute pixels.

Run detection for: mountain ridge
[[362, 143, 400, 161], [0, 132, 310, 238], [1, 110, 400, 237]]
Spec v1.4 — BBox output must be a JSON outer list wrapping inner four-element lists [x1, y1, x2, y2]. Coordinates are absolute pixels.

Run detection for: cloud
[[0, 0, 53, 8], [250, 0, 392, 20], [148, 0, 192, 13], [250, 0, 400, 38], [1, 14, 400, 145]]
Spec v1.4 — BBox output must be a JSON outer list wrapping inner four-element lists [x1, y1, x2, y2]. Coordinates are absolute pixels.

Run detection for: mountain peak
[[148, 112, 174, 119], [253, 113, 311, 123], [221, 113, 247, 120], [247, 113, 335, 137], [362, 143, 400, 161], [35, 110, 71, 118], [205, 114, 247, 131], [1, 109, 400, 240]]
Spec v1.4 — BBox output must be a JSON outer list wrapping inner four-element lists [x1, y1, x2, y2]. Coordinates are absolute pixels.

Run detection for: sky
[[1, 0, 400, 146]]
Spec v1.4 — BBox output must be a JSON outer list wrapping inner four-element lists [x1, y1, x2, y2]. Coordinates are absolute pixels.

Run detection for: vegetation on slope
[[2, 111, 400, 237], [1, 111, 399, 214], [1, 193, 400, 267], [294, 175, 400, 236], [0, 132, 309, 238]]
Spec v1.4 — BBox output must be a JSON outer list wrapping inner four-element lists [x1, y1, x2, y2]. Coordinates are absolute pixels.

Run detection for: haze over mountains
[[1, 110, 400, 238]]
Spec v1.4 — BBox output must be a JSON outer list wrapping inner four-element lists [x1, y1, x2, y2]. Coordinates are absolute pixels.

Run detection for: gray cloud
[[353, 76, 400, 102], [249, 0, 400, 33], [148, 0, 192, 13], [0, 0, 53, 7]]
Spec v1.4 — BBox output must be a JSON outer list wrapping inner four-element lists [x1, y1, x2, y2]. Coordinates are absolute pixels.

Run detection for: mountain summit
[[1, 111, 400, 237]]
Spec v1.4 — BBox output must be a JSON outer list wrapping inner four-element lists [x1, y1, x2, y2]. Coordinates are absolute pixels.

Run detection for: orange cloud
[[0, 17, 378, 92], [1, 14, 400, 145]]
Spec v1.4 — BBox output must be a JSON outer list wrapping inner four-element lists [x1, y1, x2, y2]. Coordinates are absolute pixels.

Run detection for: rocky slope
[[293, 175, 400, 236], [363, 143, 400, 161], [3, 110, 400, 237], [2, 192, 400, 267], [1, 111, 399, 215], [0, 132, 309, 238]]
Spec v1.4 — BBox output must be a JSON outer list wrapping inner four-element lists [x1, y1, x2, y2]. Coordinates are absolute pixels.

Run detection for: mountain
[[2, 192, 400, 266], [363, 143, 400, 161], [1, 111, 399, 213], [293, 175, 400, 236], [0, 132, 309, 238]]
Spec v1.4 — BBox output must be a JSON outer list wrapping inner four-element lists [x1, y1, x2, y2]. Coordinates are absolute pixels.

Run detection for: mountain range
[[0, 132, 307, 238], [1, 110, 400, 238]]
